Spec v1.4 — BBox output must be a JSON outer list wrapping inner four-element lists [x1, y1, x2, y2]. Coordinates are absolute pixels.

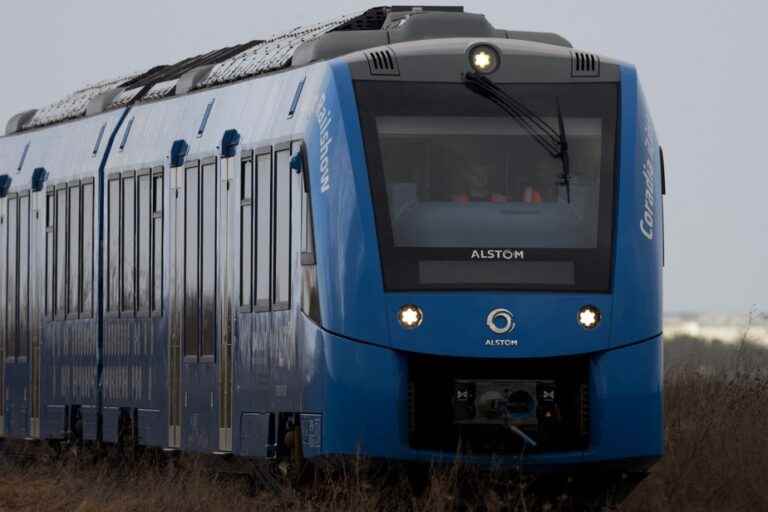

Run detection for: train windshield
[[355, 81, 618, 292]]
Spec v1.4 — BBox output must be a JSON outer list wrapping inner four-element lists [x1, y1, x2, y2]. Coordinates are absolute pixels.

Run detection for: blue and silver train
[[0, 5, 665, 481]]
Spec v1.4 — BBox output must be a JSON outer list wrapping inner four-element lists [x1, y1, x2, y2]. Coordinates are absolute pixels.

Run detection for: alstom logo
[[471, 249, 525, 261]]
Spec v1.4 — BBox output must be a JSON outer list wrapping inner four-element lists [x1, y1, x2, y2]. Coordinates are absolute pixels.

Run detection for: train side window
[[137, 170, 152, 316], [183, 162, 200, 358], [151, 169, 163, 316], [273, 147, 291, 310], [255, 151, 272, 311], [240, 153, 254, 309], [201, 160, 217, 357], [55, 187, 68, 320], [7, 195, 18, 360], [122, 172, 136, 315], [18, 194, 30, 358], [67, 183, 81, 319], [81, 181, 94, 318], [45, 189, 55, 318], [107, 177, 121, 314], [294, 143, 316, 267]]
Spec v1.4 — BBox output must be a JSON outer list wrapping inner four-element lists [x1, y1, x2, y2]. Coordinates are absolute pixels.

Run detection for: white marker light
[[577, 305, 601, 330], [473, 51, 492, 69], [469, 45, 500, 74], [398, 305, 423, 330]]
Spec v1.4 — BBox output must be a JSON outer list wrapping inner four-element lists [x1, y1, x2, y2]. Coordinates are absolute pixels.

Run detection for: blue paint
[[31, 168, 48, 192], [0, 42, 663, 473], [92, 123, 107, 156], [288, 77, 306, 118], [17, 142, 30, 172], [0, 175, 11, 197], [197, 99, 215, 138], [170, 139, 189, 168], [119, 117, 135, 152], [220, 129, 241, 158]]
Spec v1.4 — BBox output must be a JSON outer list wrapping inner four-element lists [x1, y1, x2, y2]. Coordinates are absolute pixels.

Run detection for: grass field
[[1, 336, 766, 512]]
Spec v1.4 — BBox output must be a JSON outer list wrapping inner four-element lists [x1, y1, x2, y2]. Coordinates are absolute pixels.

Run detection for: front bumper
[[305, 325, 663, 471]]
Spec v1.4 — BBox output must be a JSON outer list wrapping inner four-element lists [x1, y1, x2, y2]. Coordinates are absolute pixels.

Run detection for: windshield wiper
[[555, 98, 571, 203], [464, 72, 571, 203]]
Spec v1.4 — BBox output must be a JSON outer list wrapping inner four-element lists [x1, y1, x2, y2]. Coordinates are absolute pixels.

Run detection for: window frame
[[80, 178, 95, 320], [151, 167, 164, 318], [271, 142, 292, 312], [199, 157, 218, 360], [53, 185, 68, 321], [121, 171, 138, 317], [44, 186, 56, 321], [238, 151, 255, 312], [254, 146, 273, 313], [106, 173, 122, 318], [66, 180, 81, 321], [136, 168, 153, 318], [17, 191, 31, 360], [182, 159, 201, 361]]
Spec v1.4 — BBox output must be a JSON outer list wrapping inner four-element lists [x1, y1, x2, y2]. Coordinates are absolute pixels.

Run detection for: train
[[0, 4, 665, 495]]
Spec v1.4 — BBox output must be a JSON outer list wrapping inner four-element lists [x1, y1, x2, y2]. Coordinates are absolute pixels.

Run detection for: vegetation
[[1, 336, 766, 511]]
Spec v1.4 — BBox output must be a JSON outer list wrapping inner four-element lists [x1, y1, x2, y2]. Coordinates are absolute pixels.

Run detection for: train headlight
[[398, 305, 423, 330], [577, 305, 601, 330], [469, 45, 500, 74]]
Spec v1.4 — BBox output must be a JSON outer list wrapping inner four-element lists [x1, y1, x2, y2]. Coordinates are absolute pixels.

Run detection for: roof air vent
[[366, 48, 399, 76], [571, 51, 600, 77]]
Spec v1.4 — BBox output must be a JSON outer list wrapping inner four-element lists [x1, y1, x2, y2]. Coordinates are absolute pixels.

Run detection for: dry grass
[[1, 336, 767, 512]]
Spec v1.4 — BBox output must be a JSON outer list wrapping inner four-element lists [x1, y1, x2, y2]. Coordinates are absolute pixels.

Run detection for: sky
[[0, 0, 765, 314]]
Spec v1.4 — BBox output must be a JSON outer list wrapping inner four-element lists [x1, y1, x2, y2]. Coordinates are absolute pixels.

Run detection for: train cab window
[[55, 187, 68, 318], [67, 184, 81, 318], [151, 170, 163, 316], [107, 178, 121, 313], [81, 181, 94, 318], [273, 148, 291, 310], [240, 155, 254, 308], [138, 171, 152, 315], [45, 190, 55, 318], [356, 81, 618, 292], [122, 173, 136, 314], [255, 151, 272, 311]]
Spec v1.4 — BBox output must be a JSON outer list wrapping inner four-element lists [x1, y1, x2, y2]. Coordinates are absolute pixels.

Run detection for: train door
[[4, 192, 31, 437], [29, 188, 43, 438], [217, 156, 234, 452], [169, 157, 220, 451]]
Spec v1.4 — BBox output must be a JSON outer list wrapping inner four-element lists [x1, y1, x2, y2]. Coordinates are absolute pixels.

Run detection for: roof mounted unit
[[176, 65, 215, 95], [5, 110, 37, 136], [4, 6, 573, 134], [86, 88, 124, 116]]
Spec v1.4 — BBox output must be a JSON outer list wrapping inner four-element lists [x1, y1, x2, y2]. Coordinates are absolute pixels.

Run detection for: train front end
[[300, 26, 664, 478]]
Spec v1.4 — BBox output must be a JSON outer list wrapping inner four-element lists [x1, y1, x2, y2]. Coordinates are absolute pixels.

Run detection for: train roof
[[4, 6, 572, 136]]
